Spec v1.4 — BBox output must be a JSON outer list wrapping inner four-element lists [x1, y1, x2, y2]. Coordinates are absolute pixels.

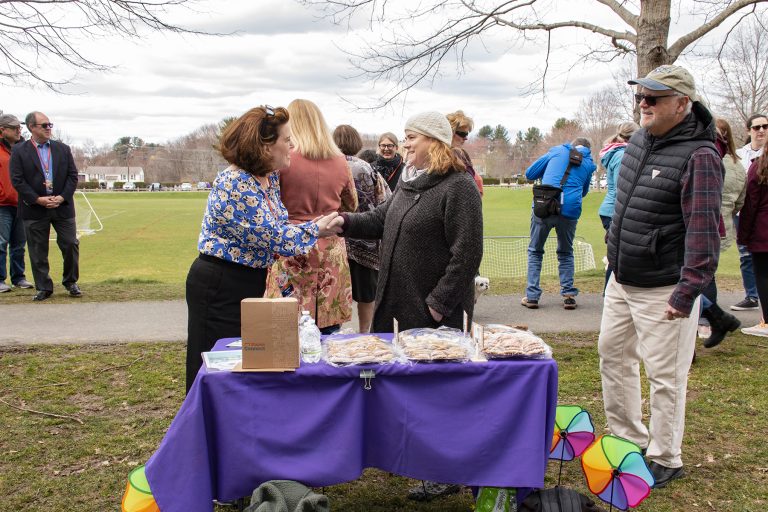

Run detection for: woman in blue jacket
[[598, 122, 639, 290]]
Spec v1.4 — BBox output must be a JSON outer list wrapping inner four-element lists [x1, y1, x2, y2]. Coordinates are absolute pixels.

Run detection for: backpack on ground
[[519, 487, 606, 512]]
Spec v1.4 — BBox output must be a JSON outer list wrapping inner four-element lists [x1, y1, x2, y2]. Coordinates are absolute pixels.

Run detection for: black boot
[[702, 304, 741, 348]]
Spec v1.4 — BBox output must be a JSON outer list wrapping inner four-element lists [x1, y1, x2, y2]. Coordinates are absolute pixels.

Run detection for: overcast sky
[[0, 0, 743, 147]]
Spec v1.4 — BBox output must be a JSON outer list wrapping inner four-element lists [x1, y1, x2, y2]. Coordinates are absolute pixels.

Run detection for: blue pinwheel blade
[[597, 478, 629, 511], [619, 451, 655, 488], [549, 438, 576, 461], [566, 410, 595, 434]]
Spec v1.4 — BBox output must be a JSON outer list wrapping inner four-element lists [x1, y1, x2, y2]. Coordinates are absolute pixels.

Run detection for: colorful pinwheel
[[581, 435, 654, 511], [121, 465, 159, 512], [549, 405, 596, 461]]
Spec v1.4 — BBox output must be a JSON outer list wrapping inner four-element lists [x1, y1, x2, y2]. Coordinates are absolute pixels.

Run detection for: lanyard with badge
[[32, 140, 53, 194]]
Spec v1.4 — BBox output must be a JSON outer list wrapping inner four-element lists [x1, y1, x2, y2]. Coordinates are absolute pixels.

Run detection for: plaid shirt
[[669, 147, 723, 314]]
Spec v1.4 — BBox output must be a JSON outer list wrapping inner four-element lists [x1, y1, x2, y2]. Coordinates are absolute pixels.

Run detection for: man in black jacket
[[598, 66, 722, 489], [10, 111, 81, 301]]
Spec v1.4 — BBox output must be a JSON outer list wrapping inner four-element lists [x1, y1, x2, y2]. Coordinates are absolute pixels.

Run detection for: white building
[[83, 166, 145, 189]]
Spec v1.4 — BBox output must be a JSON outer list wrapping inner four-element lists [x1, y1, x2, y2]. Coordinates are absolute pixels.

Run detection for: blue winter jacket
[[525, 143, 596, 220], [597, 145, 626, 218]]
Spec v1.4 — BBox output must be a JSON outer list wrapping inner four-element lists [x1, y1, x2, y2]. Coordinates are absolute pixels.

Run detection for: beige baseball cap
[[0, 114, 21, 127], [628, 65, 698, 102]]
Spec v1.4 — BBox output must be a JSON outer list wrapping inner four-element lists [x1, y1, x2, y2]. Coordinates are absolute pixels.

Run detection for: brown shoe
[[563, 296, 577, 310], [521, 297, 539, 309]]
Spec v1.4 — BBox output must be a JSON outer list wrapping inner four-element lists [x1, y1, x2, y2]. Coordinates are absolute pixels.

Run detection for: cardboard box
[[238, 298, 299, 371]]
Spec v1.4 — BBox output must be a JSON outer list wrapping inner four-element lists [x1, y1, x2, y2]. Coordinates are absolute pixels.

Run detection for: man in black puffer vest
[[598, 65, 723, 490]]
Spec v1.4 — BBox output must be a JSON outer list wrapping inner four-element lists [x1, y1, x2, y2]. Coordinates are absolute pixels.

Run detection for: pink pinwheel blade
[[565, 431, 595, 458], [618, 472, 653, 508]]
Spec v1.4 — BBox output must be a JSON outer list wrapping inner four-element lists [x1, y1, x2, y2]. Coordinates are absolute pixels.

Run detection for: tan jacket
[[721, 154, 746, 251]]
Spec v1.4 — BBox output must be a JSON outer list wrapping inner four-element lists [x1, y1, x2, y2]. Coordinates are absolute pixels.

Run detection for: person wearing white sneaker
[[736, 136, 768, 339], [741, 320, 768, 337]]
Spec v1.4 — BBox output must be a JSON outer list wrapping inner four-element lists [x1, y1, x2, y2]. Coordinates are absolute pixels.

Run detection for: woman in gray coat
[[333, 111, 483, 332]]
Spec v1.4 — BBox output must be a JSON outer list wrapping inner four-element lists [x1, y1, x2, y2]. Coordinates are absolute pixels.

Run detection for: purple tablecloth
[[145, 336, 558, 512]]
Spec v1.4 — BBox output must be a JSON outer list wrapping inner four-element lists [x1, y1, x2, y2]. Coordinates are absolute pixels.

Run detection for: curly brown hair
[[218, 106, 289, 176]]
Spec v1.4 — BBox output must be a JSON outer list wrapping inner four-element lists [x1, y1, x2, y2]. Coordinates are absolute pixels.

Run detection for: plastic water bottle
[[299, 310, 322, 363]]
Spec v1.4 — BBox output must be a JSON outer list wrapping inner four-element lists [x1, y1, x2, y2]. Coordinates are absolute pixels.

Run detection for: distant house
[[83, 166, 145, 189]]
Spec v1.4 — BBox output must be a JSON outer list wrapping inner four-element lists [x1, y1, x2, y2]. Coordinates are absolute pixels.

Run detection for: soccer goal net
[[479, 236, 597, 278], [49, 191, 103, 241], [74, 191, 103, 238]]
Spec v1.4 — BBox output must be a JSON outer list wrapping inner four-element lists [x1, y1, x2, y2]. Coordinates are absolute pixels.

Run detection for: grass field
[[1, 334, 766, 511], [0, 187, 744, 304]]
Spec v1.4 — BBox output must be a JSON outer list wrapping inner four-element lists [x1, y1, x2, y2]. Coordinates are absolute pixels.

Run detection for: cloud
[[184, 2, 346, 35]]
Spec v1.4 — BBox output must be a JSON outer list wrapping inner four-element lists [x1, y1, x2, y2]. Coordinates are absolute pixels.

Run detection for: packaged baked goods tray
[[482, 324, 552, 359], [397, 327, 474, 362], [323, 333, 402, 366]]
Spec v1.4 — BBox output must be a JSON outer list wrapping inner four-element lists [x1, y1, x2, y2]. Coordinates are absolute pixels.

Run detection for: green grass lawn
[[1, 335, 766, 511], [0, 188, 743, 304]]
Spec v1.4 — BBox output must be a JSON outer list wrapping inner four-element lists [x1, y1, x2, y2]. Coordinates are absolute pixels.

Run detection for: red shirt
[[0, 141, 18, 207]]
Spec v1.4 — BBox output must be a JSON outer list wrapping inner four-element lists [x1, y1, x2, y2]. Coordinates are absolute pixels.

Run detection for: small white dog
[[474, 276, 490, 303]]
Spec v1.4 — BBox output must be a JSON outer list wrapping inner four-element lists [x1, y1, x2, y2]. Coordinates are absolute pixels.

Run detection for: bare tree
[[0, 0, 208, 90], [713, 13, 768, 134], [300, 0, 768, 106]]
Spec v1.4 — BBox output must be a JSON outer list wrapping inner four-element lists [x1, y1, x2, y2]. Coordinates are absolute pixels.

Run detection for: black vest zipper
[[614, 138, 655, 279]]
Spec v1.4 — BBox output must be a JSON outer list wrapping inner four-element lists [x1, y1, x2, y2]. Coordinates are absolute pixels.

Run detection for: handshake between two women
[[315, 212, 345, 238]]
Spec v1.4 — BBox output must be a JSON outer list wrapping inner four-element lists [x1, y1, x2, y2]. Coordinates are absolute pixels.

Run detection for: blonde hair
[[287, 99, 342, 160], [425, 139, 466, 175], [446, 110, 474, 133], [603, 121, 639, 146]]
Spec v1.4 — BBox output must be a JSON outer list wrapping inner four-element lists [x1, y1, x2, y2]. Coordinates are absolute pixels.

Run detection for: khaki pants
[[598, 275, 698, 468]]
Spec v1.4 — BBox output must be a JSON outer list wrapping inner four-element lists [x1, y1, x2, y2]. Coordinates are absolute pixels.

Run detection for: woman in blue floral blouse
[[184, 105, 340, 392]]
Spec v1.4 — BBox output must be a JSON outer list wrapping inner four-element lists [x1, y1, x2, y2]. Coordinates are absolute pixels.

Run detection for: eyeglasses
[[379, 144, 396, 150], [34, 123, 54, 129], [455, 130, 469, 139], [634, 93, 679, 106], [2, 126, 21, 131], [750, 123, 768, 131]]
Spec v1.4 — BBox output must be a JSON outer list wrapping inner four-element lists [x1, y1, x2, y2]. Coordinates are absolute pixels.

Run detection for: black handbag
[[532, 148, 583, 219]]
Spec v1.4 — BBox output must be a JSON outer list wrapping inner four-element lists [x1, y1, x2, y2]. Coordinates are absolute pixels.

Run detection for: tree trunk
[[636, 0, 673, 77], [632, 0, 673, 121]]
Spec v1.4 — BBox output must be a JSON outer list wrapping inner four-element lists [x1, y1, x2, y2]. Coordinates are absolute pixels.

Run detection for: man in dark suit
[[10, 111, 81, 301]]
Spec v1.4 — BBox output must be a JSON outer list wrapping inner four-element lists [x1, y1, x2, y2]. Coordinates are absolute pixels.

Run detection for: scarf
[[373, 153, 404, 182]]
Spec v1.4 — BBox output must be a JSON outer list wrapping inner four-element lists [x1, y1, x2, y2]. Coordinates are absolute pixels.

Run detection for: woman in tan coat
[[265, 99, 358, 333]]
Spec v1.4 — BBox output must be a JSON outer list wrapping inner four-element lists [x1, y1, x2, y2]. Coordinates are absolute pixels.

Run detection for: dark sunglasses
[[634, 93, 678, 106], [36, 123, 54, 129], [455, 130, 469, 138], [750, 123, 768, 131]]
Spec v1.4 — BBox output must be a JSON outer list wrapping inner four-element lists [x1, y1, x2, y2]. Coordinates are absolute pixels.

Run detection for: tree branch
[[0, 397, 84, 425], [595, 0, 639, 28], [668, 0, 766, 61]]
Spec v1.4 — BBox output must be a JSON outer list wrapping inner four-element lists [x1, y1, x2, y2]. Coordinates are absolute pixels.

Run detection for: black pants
[[185, 254, 267, 393], [600, 215, 612, 292], [23, 213, 79, 292], [752, 252, 768, 321]]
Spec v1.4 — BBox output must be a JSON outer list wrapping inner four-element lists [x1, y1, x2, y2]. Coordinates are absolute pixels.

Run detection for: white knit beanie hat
[[404, 111, 453, 146]]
